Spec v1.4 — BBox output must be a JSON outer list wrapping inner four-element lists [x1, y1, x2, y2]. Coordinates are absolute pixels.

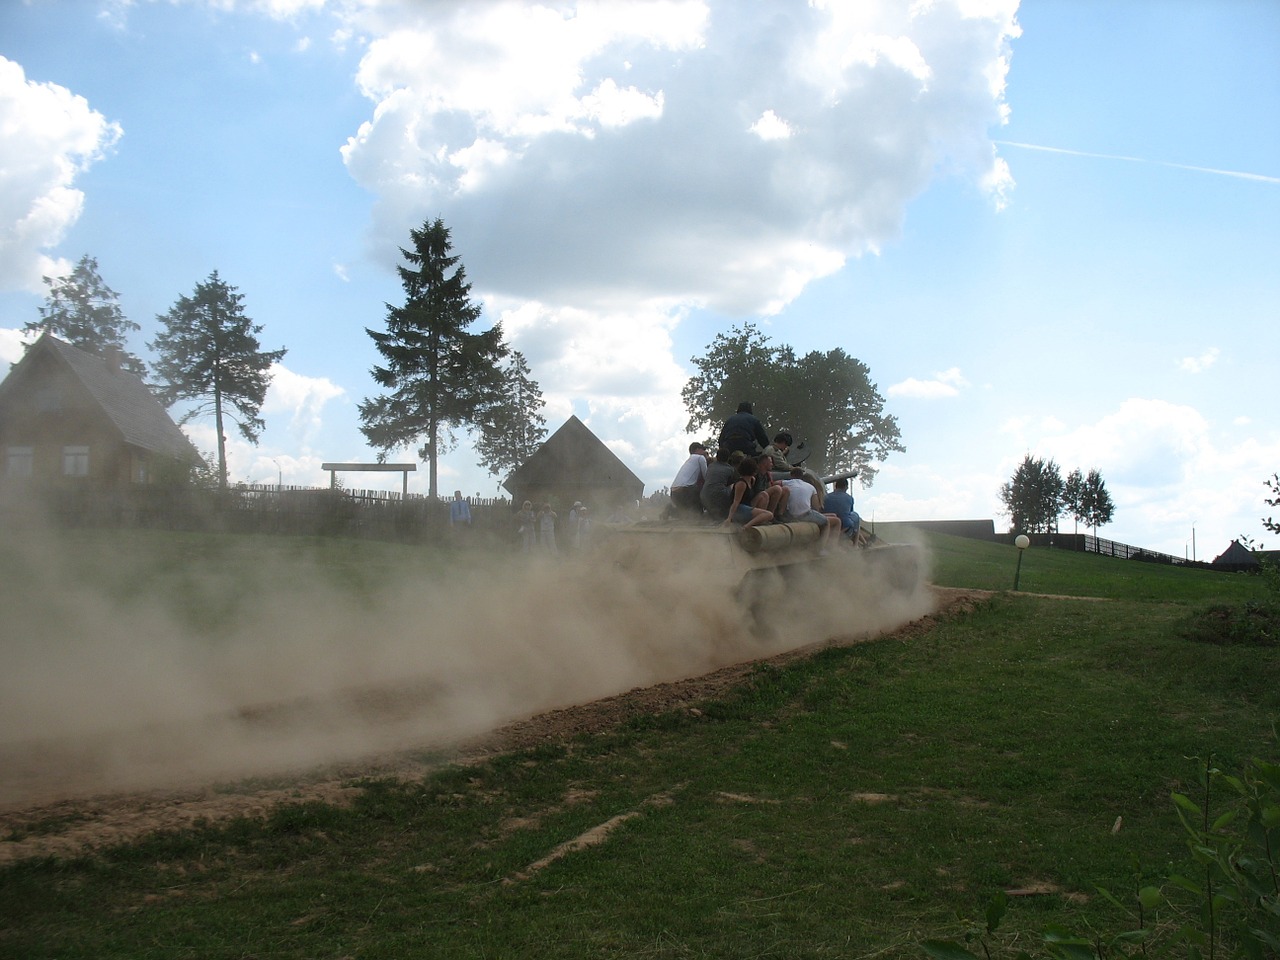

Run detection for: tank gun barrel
[[820, 469, 859, 486]]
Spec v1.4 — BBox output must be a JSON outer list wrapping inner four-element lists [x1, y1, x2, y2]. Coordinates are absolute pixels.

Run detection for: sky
[[1, 0, 1276, 561]]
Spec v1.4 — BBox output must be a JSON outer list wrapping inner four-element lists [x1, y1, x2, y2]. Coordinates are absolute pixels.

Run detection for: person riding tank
[[717, 401, 769, 458]]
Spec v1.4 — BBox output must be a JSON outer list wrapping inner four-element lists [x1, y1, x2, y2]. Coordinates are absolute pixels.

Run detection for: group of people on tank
[[668, 401, 862, 552]]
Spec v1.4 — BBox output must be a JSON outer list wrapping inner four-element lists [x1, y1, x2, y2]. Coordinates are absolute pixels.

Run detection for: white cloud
[[750, 110, 792, 141], [887, 367, 969, 399], [1011, 398, 1280, 555], [1178, 347, 1220, 373], [327, 0, 1018, 502], [261, 363, 347, 442], [340, 0, 1017, 316], [0, 326, 34, 365], [0, 57, 122, 292]]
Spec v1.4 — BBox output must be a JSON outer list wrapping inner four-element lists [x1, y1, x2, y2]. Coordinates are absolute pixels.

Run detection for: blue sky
[[1, 0, 1276, 560]]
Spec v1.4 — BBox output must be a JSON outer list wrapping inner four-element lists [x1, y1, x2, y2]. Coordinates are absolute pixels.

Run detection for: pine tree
[[475, 350, 547, 482], [150, 271, 286, 489], [25, 254, 146, 376], [358, 218, 507, 498]]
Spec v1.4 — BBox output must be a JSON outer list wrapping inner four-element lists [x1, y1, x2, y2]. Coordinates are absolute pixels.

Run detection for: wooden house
[[0, 333, 201, 496], [503, 415, 644, 511]]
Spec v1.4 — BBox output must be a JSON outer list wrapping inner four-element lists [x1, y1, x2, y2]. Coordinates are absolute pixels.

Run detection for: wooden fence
[[3, 483, 520, 545]]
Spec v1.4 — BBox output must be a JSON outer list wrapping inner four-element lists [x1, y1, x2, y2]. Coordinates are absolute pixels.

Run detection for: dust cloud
[[0, 525, 933, 809]]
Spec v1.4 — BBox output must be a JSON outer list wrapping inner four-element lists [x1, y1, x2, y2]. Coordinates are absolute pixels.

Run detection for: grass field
[[0, 528, 1275, 959]]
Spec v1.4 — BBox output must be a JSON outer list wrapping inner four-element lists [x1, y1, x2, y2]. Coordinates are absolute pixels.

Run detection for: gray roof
[[2, 334, 200, 461], [503, 415, 643, 494]]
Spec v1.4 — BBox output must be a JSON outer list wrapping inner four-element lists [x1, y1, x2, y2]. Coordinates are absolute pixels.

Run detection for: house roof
[[0, 334, 201, 462], [503, 415, 644, 495], [1212, 539, 1260, 568]]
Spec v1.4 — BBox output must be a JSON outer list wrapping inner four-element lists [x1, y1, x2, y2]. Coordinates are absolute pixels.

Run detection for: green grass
[[0, 528, 1275, 959], [922, 530, 1260, 603]]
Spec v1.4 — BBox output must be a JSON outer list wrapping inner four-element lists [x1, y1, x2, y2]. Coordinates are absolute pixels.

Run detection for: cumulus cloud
[[339, 0, 1019, 315], [0, 327, 33, 365], [994, 397, 1280, 554], [328, 0, 1017, 485], [261, 362, 347, 442], [0, 57, 122, 292], [1178, 347, 1219, 373], [887, 367, 970, 399]]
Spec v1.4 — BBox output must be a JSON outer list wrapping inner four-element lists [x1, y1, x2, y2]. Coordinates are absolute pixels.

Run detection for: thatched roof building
[[503, 415, 643, 510]]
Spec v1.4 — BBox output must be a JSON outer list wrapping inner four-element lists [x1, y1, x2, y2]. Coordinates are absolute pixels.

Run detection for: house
[[503, 415, 644, 511], [0, 333, 202, 497], [1211, 539, 1261, 573]]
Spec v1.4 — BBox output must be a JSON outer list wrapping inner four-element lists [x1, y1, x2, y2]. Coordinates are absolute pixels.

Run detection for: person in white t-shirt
[[669, 442, 709, 516], [780, 468, 841, 555]]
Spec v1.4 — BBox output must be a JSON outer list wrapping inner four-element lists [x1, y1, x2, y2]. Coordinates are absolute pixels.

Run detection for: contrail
[[995, 140, 1279, 185]]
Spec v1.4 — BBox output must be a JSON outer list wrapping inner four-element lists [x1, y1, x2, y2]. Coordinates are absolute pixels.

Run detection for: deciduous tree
[[1079, 468, 1115, 535], [1063, 468, 1086, 534], [359, 218, 507, 498], [475, 350, 547, 482], [681, 322, 903, 483], [999, 454, 1064, 534], [1261, 474, 1280, 538], [25, 254, 146, 375], [150, 271, 286, 490]]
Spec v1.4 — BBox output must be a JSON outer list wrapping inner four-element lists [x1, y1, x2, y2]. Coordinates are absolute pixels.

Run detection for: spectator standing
[[516, 500, 537, 552], [449, 490, 472, 526]]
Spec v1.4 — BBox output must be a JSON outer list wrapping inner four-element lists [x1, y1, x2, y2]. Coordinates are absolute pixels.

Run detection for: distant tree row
[[28, 223, 915, 501], [999, 454, 1115, 536], [23, 227, 551, 497]]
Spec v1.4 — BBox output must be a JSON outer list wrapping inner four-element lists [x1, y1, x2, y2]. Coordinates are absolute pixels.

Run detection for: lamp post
[[1013, 534, 1030, 591]]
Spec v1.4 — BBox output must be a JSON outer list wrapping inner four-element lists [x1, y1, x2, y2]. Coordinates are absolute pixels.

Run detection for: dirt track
[[0, 587, 989, 865]]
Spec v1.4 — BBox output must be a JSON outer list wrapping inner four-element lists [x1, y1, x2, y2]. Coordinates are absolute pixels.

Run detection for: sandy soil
[[0, 587, 989, 865]]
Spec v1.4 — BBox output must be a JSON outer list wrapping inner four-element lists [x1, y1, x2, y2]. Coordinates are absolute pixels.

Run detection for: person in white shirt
[[669, 442, 709, 516], [780, 468, 841, 555]]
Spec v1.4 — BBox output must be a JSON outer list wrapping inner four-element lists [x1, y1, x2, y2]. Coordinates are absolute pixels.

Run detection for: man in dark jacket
[[717, 401, 769, 457]]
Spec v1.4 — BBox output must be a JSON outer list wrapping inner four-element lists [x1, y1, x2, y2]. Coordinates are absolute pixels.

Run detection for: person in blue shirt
[[823, 477, 861, 542], [449, 490, 472, 526]]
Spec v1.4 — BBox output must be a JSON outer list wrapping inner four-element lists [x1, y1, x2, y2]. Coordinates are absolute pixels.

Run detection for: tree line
[[20, 223, 550, 497], [999, 454, 1116, 536], [21, 219, 909, 500]]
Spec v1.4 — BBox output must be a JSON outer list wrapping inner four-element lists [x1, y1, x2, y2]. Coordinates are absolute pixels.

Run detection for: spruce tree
[[359, 218, 507, 498], [25, 254, 146, 376], [150, 271, 286, 489]]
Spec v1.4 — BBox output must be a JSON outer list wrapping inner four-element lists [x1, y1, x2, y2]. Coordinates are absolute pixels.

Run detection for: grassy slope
[[0, 530, 1275, 959]]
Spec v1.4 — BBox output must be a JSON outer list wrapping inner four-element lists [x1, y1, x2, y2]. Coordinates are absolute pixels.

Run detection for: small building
[[1212, 539, 1261, 573], [503, 415, 644, 511], [0, 333, 202, 497]]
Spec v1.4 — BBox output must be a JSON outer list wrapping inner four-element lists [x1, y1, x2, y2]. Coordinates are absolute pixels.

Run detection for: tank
[[597, 468, 925, 637]]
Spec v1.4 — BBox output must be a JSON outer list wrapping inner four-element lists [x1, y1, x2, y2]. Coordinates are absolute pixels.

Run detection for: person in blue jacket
[[717, 401, 769, 458], [823, 477, 862, 542]]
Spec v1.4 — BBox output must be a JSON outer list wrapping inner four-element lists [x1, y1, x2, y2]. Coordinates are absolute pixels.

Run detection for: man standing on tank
[[717, 401, 769, 458]]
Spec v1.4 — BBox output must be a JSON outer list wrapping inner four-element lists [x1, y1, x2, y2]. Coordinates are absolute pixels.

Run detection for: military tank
[[597, 460, 925, 637]]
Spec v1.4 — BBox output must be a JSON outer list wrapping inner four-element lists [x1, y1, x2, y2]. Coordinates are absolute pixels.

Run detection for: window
[[132, 452, 149, 484], [62, 445, 89, 477], [6, 446, 33, 478]]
